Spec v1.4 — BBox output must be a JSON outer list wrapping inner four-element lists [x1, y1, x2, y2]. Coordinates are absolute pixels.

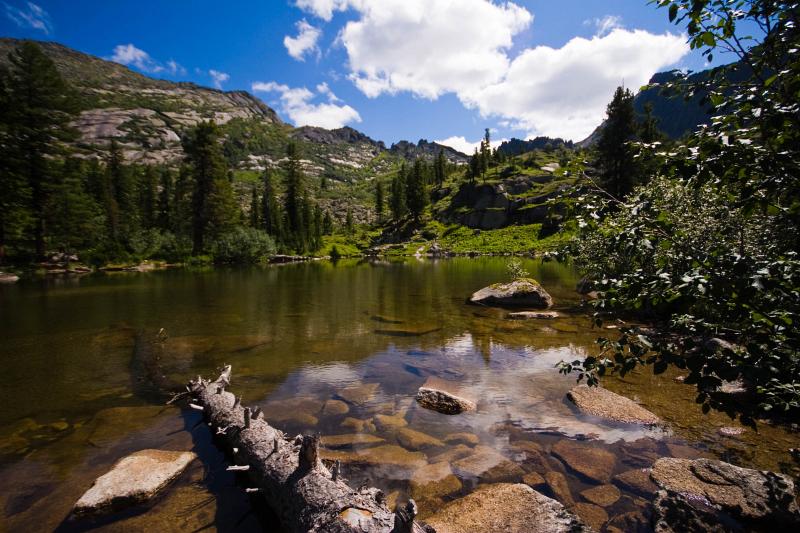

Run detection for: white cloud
[[340, 0, 532, 99], [110, 44, 164, 73], [4, 1, 52, 34], [166, 59, 186, 76], [251, 80, 361, 129], [434, 135, 506, 155], [209, 69, 230, 89], [294, 0, 349, 22], [284, 19, 322, 61], [288, 1, 689, 141], [584, 15, 623, 37], [461, 29, 688, 140]]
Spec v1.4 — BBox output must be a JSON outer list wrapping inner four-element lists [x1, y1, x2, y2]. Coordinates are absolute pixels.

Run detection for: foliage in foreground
[[562, 0, 800, 417]]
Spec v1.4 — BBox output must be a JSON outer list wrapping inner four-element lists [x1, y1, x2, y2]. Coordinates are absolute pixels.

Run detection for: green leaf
[[669, 3, 678, 22]]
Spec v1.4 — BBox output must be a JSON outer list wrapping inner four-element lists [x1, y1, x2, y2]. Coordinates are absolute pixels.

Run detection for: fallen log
[[187, 366, 430, 533]]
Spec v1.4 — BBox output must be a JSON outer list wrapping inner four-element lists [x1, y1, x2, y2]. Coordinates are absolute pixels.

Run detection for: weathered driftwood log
[[188, 366, 430, 533]]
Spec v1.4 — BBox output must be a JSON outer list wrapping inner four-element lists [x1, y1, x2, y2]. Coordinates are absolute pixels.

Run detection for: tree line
[[0, 41, 334, 266]]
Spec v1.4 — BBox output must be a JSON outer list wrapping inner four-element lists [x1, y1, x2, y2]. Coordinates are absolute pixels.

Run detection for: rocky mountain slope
[[0, 38, 467, 177]]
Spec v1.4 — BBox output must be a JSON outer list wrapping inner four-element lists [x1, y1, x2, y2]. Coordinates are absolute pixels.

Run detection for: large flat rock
[[651, 458, 800, 531], [73, 449, 197, 515], [567, 384, 662, 426], [551, 439, 616, 484], [425, 483, 588, 533], [469, 278, 553, 308]]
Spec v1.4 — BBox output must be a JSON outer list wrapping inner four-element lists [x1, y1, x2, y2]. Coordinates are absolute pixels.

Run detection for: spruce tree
[[139, 166, 158, 229], [157, 168, 173, 231], [261, 169, 282, 239], [406, 158, 428, 220], [434, 149, 446, 187], [345, 209, 354, 235], [4, 41, 76, 259], [596, 86, 637, 198], [48, 158, 102, 258], [283, 142, 307, 251], [390, 163, 408, 220], [183, 121, 230, 254], [312, 205, 323, 251], [250, 186, 260, 228], [322, 211, 333, 235]]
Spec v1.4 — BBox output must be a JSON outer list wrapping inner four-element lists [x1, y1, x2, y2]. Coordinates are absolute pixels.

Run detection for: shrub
[[211, 227, 276, 264]]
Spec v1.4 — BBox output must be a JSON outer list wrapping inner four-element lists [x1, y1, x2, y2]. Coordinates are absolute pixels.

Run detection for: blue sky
[[1, 1, 731, 150]]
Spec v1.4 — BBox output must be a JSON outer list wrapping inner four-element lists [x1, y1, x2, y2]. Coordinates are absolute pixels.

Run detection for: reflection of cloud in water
[[286, 362, 364, 391]]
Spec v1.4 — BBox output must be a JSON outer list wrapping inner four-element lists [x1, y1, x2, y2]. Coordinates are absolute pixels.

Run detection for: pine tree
[[172, 164, 193, 237], [434, 149, 446, 187], [375, 180, 384, 223], [250, 186, 260, 228], [183, 121, 230, 254], [638, 102, 661, 144], [139, 166, 158, 230], [596, 86, 637, 198], [468, 149, 480, 185], [345, 209, 354, 235], [406, 158, 428, 220], [48, 158, 102, 258], [157, 167, 173, 231], [4, 41, 76, 259], [312, 205, 323, 251], [261, 169, 282, 240], [283, 142, 307, 251], [390, 163, 408, 220], [322, 211, 333, 235]]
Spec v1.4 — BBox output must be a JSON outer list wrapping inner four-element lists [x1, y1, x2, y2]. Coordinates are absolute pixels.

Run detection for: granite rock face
[[73, 449, 197, 515]]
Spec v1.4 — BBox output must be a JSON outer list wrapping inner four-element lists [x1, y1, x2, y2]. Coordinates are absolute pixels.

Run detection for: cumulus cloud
[[209, 69, 230, 89], [340, 0, 532, 99], [284, 19, 322, 61], [584, 15, 623, 37], [294, 0, 349, 22], [289, 1, 689, 140], [166, 59, 187, 76], [434, 135, 506, 155], [110, 44, 164, 73], [4, 1, 52, 34], [251, 80, 361, 129], [461, 29, 688, 140]]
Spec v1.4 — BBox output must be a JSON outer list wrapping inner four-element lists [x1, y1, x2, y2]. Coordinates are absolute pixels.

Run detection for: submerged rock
[[320, 444, 426, 469], [426, 483, 588, 533], [73, 449, 196, 516], [453, 445, 525, 483], [336, 383, 380, 406], [321, 399, 350, 416], [580, 484, 620, 507], [416, 376, 476, 415], [650, 457, 800, 532], [410, 461, 462, 503], [443, 432, 479, 446], [320, 434, 384, 449], [507, 311, 560, 320], [373, 413, 408, 431], [552, 440, 616, 484], [469, 278, 554, 308], [396, 427, 445, 451], [567, 384, 662, 426], [0, 272, 19, 283], [572, 502, 608, 531], [613, 468, 658, 499], [545, 471, 575, 506]]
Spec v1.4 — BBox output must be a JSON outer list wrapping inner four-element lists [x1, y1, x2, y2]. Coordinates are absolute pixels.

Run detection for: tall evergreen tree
[[183, 121, 231, 254], [345, 209, 354, 235], [48, 158, 102, 258], [322, 211, 333, 235], [434, 149, 446, 187], [312, 205, 323, 251], [406, 158, 428, 220], [4, 41, 76, 259], [283, 142, 307, 251], [468, 148, 480, 184], [157, 167, 173, 231], [374, 180, 384, 223], [261, 169, 282, 239], [596, 86, 637, 198], [250, 186, 260, 228], [139, 166, 158, 229], [390, 163, 408, 220]]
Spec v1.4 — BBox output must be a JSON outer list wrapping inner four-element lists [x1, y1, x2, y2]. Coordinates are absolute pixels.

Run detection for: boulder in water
[[425, 483, 589, 533], [73, 449, 196, 516], [415, 376, 476, 415], [469, 278, 553, 308], [567, 384, 662, 426], [650, 457, 800, 532]]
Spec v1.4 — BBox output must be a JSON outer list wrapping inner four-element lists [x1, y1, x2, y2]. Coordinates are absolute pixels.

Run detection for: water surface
[[0, 258, 796, 532]]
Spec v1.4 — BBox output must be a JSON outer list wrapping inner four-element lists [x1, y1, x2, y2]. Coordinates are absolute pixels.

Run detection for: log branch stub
[[187, 366, 408, 533], [244, 407, 251, 429]]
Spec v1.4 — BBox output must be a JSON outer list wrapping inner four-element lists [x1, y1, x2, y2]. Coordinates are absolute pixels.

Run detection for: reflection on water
[[0, 258, 797, 531]]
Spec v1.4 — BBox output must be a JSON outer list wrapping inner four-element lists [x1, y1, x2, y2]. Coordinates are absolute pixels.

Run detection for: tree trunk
[[187, 367, 430, 533]]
